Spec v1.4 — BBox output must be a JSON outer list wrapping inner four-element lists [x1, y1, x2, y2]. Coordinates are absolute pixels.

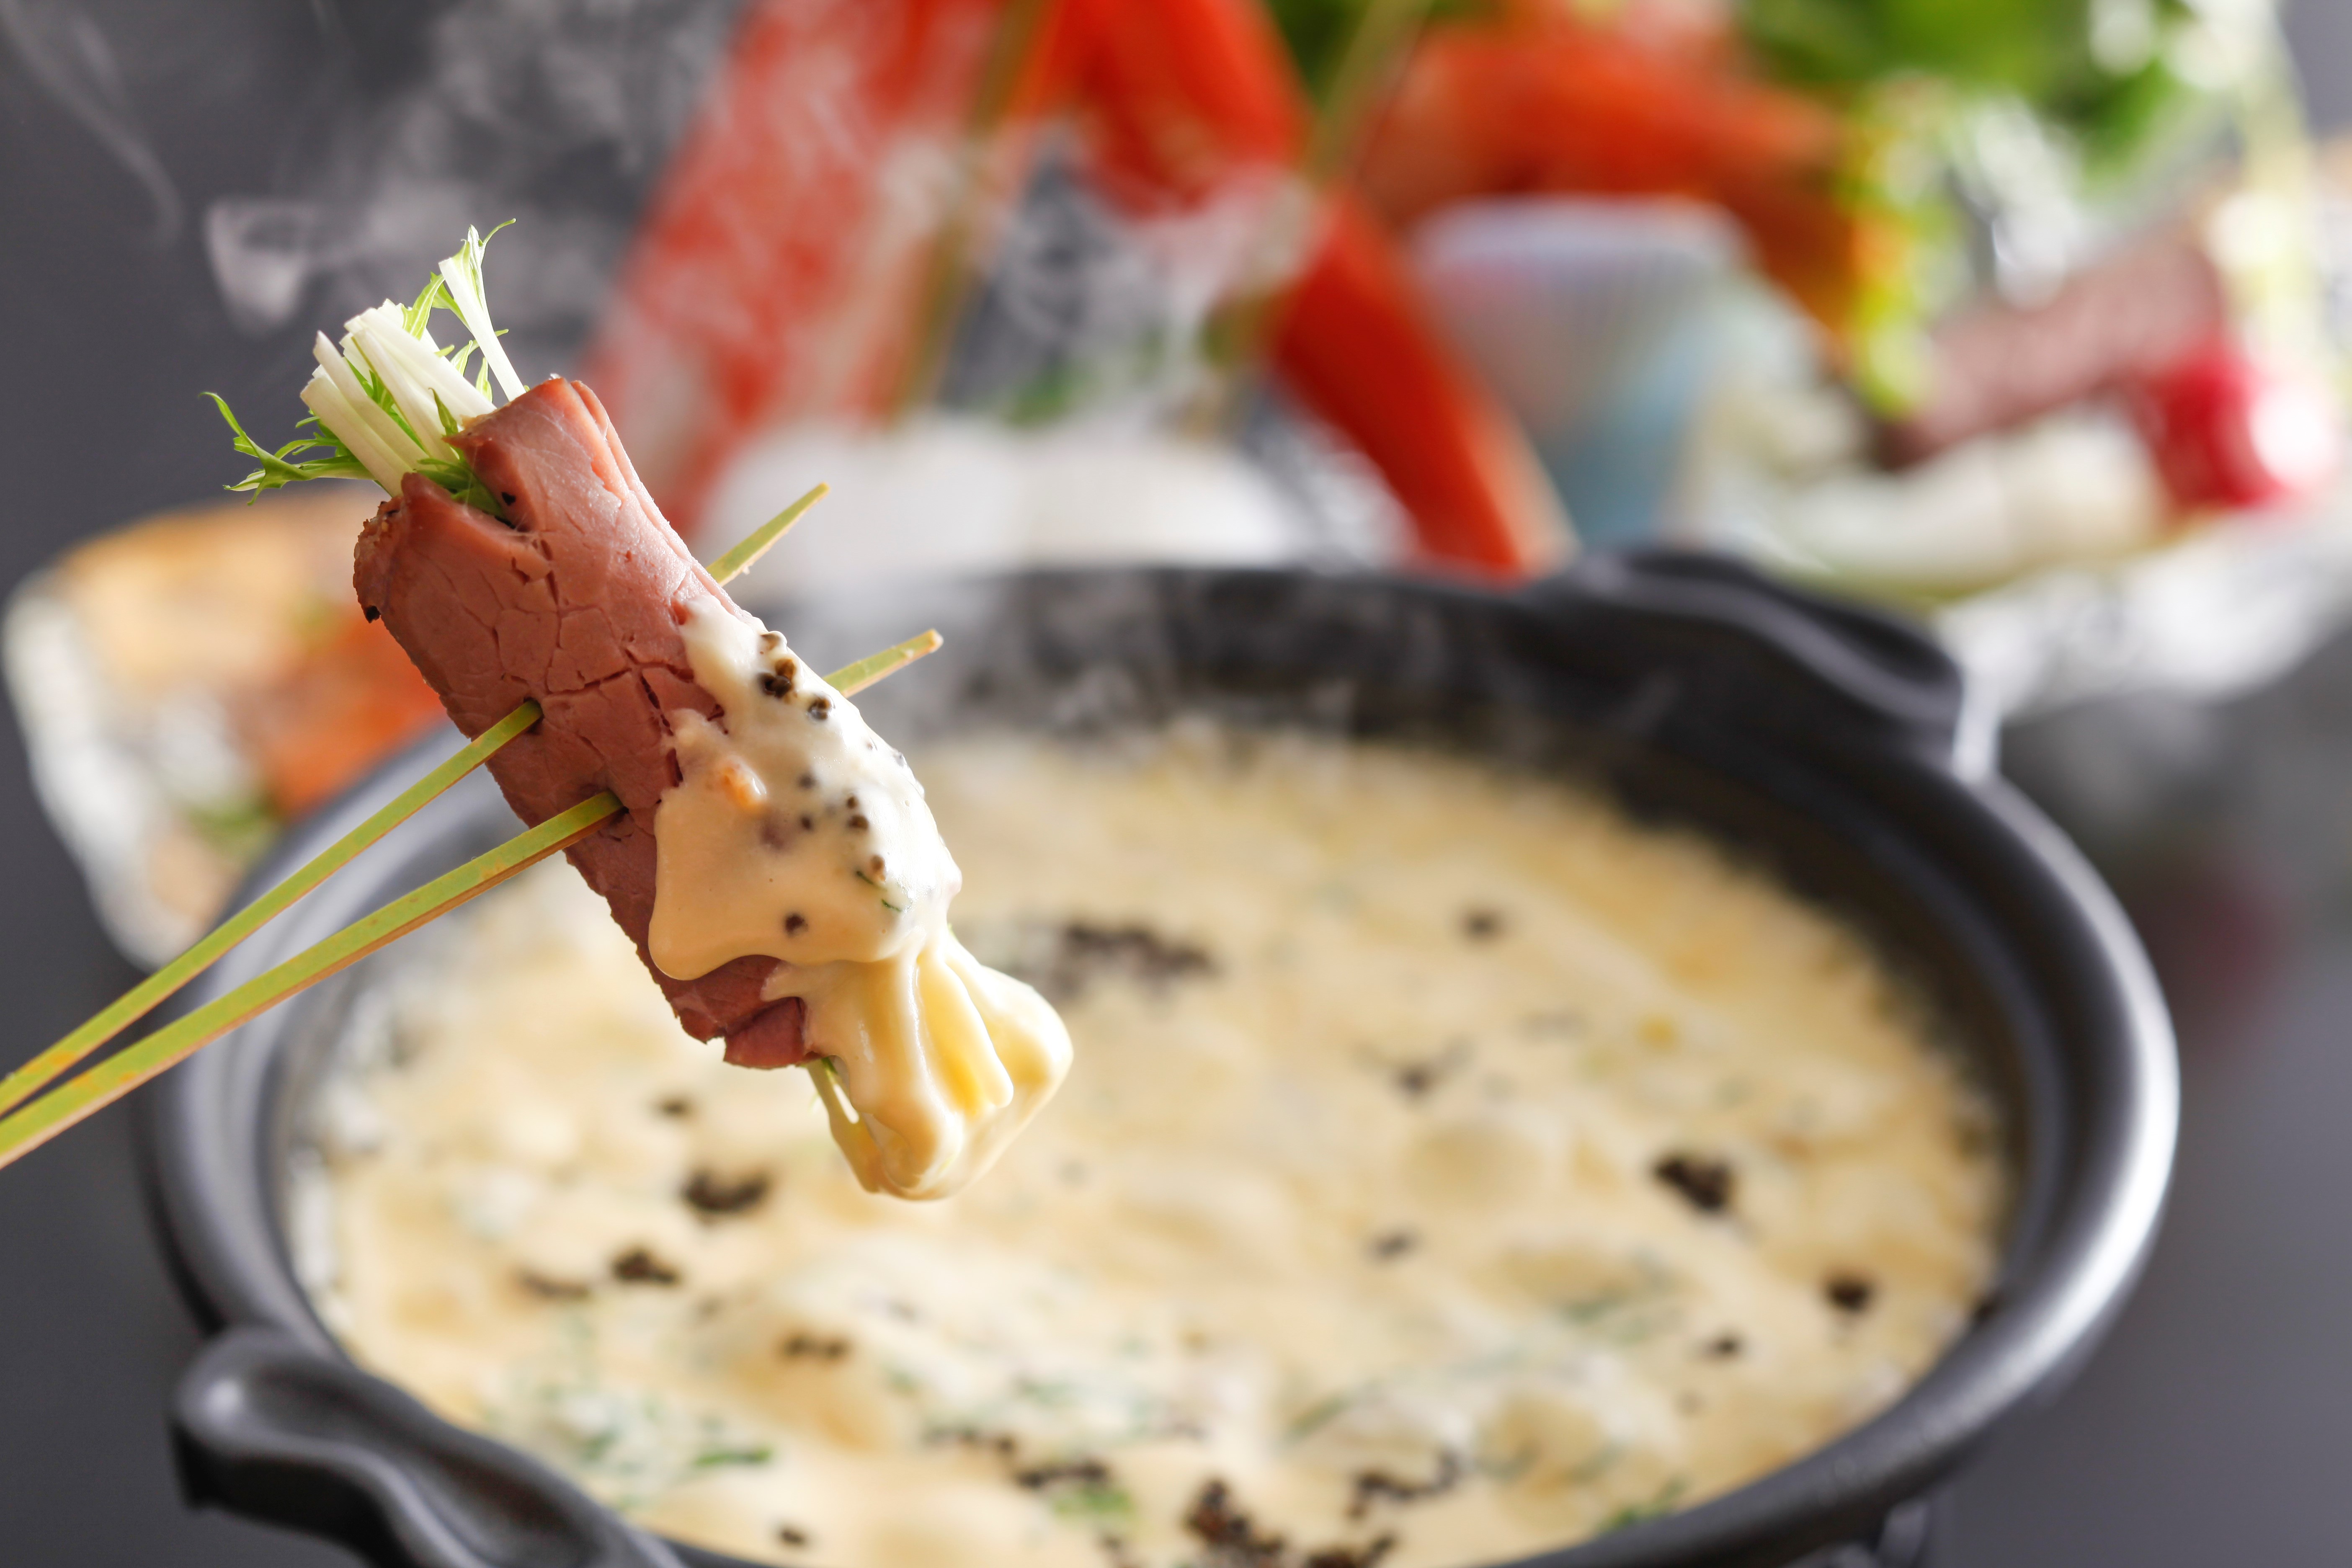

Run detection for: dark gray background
[[4, 2, 2351, 1562]]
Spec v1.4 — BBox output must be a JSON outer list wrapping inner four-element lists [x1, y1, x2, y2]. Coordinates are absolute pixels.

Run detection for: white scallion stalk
[[298, 371, 410, 493], [439, 252, 526, 402], [213, 224, 524, 506], [308, 333, 427, 484], [345, 305, 495, 459], [340, 313, 441, 460]]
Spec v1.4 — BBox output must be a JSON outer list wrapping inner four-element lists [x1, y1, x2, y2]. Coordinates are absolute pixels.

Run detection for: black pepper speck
[[611, 1248, 681, 1286], [682, 1168, 772, 1217], [1348, 1450, 1462, 1521], [1652, 1152, 1735, 1215], [517, 1269, 590, 1301], [778, 1331, 852, 1362], [1014, 1456, 1112, 1491], [1824, 1273, 1877, 1315]]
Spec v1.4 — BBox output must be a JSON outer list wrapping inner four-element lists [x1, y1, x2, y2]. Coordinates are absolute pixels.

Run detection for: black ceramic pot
[[147, 554, 2177, 1568]]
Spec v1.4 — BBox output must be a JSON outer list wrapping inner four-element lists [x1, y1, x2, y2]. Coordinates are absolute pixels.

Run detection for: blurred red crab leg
[[582, 0, 1014, 539], [1016, 0, 1572, 573]]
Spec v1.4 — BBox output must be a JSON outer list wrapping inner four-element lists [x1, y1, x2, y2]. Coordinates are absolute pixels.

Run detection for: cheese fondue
[[650, 602, 1070, 1200], [295, 725, 2004, 1568]]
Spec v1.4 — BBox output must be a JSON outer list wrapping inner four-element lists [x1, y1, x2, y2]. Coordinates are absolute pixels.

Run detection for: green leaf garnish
[[210, 222, 520, 517], [206, 392, 372, 494]]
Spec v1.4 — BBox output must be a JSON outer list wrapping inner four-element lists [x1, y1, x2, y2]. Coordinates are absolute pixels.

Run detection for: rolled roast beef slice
[[353, 377, 808, 1061]]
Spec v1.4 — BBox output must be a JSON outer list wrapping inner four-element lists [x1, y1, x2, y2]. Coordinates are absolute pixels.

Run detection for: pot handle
[[173, 1326, 683, 1568], [1560, 550, 1989, 776]]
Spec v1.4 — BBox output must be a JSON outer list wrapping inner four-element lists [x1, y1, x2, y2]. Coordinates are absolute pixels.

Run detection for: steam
[[203, 0, 738, 368], [0, 0, 181, 244], [943, 147, 1314, 427]]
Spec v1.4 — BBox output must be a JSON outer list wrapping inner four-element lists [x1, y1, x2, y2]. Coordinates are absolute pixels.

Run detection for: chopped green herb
[[1474, 1444, 1537, 1485], [1559, 1291, 1631, 1326], [853, 869, 905, 913], [691, 1443, 775, 1470], [1598, 1477, 1688, 1533], [1567, 1441, 1624, 1485], [1558, 1285, 1681, 1346], [1283, 1388, 1360, 1444], [1048, 1480, 1135, 1524], [1012, 1375, 1084, 1408]]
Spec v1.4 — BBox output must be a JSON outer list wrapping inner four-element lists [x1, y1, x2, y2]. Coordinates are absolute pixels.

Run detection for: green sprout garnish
[[208, 222, 524, 518]]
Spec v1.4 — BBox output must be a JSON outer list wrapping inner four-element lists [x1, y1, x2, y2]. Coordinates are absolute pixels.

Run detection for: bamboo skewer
[[0, 793, 622, 1170], [0, 481, 952, 1169], [826, 628, 944, 696], [703, 480, 827, 583], [0, 701, 541, 1120], [0, 625, 940, 1173], [0, 484, 828, 1123]]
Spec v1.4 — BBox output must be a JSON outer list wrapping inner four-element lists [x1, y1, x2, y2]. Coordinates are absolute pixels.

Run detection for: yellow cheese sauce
[[295, 726, 2005, 1568], [650, 603, 1069, 1199]]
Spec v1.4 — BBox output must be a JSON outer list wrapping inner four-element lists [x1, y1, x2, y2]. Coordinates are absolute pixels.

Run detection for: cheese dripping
[[647, 601, 1070, 1199]]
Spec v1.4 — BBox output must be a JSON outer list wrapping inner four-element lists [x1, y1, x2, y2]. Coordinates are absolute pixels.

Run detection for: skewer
[[0, 701, 540, 1120], [826, 628, 944, 696], [0, 794, 621, 1169], [0, 624, 944, 1173], [703, 481, 827, 583], [807, 1057, 883, 1192], [0, 481, 844, 1130]]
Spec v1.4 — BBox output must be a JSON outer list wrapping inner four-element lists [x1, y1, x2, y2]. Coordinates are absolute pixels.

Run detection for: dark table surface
[[7, 3, 2352, 1563]]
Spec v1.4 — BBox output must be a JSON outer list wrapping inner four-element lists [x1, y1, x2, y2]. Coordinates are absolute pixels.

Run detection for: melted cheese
[[648, 603, 1070, 1199], [300, 728, 2005, 1568]]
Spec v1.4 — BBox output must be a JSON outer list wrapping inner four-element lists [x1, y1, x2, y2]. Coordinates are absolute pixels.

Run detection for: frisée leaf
[[211, 224, 521, 518]]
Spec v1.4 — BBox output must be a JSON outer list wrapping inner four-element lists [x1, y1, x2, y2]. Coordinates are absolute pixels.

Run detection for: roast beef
[[353, 377, 808, 1063]]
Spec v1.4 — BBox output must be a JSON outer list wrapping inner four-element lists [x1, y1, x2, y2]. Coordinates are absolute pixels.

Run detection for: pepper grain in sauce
[[650, 602, 1072, 1199]]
